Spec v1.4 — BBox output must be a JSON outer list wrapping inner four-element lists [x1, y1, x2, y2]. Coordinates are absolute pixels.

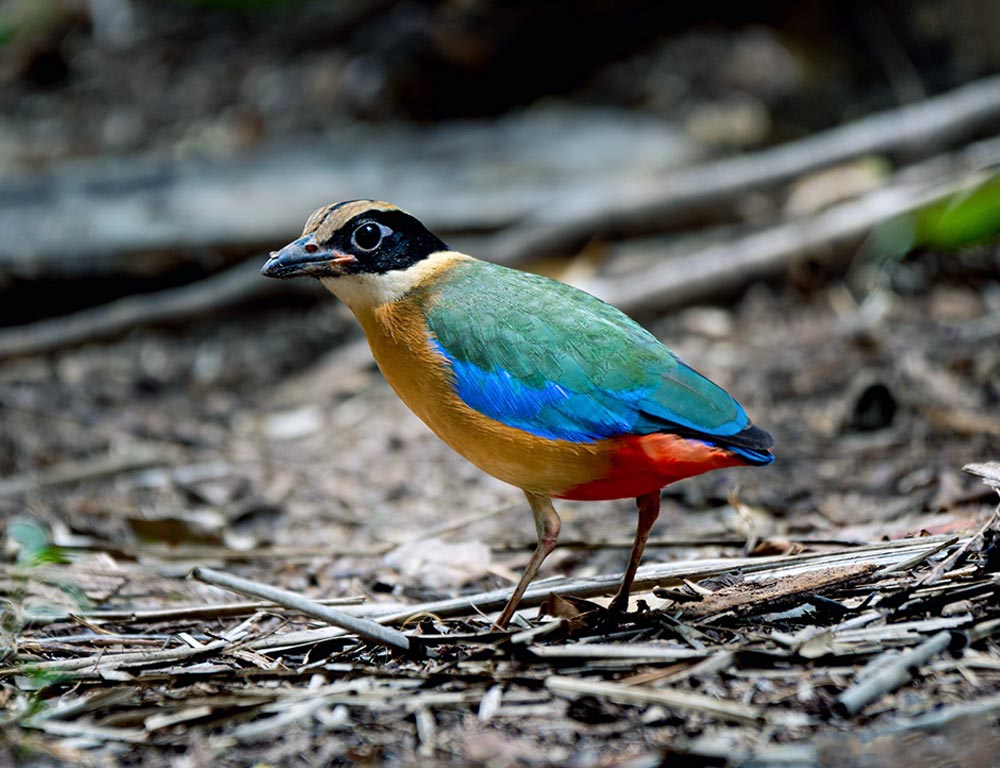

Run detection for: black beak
[[261, 237, 356, 279]]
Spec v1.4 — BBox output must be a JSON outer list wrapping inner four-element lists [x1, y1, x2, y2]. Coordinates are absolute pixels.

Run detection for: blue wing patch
[[431, 339, 749, 444]]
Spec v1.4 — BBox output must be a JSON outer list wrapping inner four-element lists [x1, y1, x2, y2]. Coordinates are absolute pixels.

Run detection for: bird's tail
[[721, 423, 775, 466]]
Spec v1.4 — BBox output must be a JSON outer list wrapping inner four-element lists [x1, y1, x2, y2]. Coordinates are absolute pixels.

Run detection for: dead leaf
[[384, 538, 492, 590]]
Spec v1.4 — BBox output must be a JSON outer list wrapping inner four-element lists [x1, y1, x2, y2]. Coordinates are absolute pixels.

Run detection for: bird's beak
[[261, 236, 356, 279]]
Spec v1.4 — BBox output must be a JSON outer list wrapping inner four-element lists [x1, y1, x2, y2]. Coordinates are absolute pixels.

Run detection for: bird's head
[[262, 200, 450, 309]]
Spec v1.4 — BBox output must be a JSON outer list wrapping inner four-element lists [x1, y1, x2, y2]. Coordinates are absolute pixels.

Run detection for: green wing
[[420, 260, 752, 445]]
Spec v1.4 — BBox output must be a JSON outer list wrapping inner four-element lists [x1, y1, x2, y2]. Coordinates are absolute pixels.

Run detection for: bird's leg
[[493, 492, 561, 630], [608, 491, 661, 614]]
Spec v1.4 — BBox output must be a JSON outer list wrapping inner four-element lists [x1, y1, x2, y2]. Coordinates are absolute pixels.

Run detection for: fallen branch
[[0, 108, 698, 278], [528, 644, 704, 663], [25, 596, 366, 627], [190, 566, 411, 652], [490, 74, 1000, 264], [546, 675, 764, 726], [834, 630, 962, 717], [672, 562, 876, 619], [0, 260, 321, 361], [6, 638, 232, 674], [590, 155, 1000, 314]]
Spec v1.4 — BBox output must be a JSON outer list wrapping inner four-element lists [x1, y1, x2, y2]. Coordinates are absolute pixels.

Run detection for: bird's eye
[[352, 222, 386, 251]]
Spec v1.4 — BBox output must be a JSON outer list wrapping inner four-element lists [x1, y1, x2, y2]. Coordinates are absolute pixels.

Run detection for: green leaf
[[913, 173, 1000, 251]]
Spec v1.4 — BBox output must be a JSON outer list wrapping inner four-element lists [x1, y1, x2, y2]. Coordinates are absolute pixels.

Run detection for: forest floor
[[1, 250, 999, 767], [2, 4, 1000, 766]]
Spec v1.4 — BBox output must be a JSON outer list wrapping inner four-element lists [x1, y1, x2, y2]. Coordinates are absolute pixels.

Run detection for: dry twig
[[547, 675, 764, 726], [190, 566, 411, 652], [834, 630, 962, 716]]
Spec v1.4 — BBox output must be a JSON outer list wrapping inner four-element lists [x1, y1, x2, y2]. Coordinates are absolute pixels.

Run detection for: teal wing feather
[[420, 260, 767, 456]]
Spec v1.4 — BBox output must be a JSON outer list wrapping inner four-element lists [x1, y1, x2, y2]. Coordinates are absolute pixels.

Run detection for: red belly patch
[[557, 433, 747, 501]]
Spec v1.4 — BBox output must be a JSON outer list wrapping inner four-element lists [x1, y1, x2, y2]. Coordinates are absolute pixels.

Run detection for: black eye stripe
[[329, 207, 448, 274]]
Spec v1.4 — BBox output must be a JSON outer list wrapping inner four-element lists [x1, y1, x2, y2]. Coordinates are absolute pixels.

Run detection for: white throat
[[319, 251, 470, 311]]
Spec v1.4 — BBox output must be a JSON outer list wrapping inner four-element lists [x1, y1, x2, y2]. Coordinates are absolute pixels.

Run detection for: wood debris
[[3, 519, 999, 765]]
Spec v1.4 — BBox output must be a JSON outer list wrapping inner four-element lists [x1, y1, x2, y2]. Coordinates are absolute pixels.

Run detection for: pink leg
[[494, 492, 561, 630], [608, 492, 661, 614]]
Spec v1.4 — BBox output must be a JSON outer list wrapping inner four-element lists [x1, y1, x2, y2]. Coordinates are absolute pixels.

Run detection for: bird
[[262, 200, 774, 629]]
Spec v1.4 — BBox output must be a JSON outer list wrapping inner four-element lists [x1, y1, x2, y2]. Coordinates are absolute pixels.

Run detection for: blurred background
[[2, 0, 1000, 318], [2, 1, 1000, 763], [2, 0, 999, 572]]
